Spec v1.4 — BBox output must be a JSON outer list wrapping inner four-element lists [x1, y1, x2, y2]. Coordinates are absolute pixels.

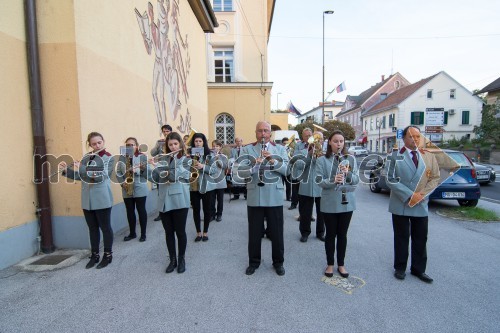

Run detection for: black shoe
[[300, 235, 308, 243], [165, 257, 177, 273], [202, 236, 209, 242], [337, 268, 349, 278], [216, 215, 222, 222], [96, 252, 112, 269], [209, 215, 216, 222], [232, 196, 240, 200], [411, 271, 433, 283], [286, 198, 291, 201], [124, 234, 136, 241], [324, 269, 334, 278], [139, 235, 146, 242], [195, 235, 202, 242], [154, 215, 161, 221], [288, 204, 297, 210], [177, 256, 185, 273], [246, 266, 256, 275], [394, 270, 406, 280], [85, 252, 99, 269], [274, 265, 285, 276], [316, 234, 325, 242]]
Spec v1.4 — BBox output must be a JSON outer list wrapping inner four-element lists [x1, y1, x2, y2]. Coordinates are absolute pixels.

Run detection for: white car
[[348, 146, 368, 156]]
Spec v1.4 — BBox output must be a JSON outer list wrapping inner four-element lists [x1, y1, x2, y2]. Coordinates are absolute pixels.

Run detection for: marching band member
[[289, 128, 313, 211], [211, 140, 228, 222], [149, 132, 190, 273], [59, 132, 114, 269], [189, 133, 217, 242], [316, 130, 359, 278], [229, 137, 246, 200], [386, 126, 440, 283], [151, 124, 172, 222], [294, 131, 325, 243], [118, 137, 149, 242], [233, 121, 289, 276]]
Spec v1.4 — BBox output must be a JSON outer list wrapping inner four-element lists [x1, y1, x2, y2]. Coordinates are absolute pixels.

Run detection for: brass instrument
[[258, 138, 266, 187], [286, 134, 296, 158], [307, 133, 324, 158], [123, 156, 134, 196], [189, 147, 204, 192], [184, 128, 197, 152]]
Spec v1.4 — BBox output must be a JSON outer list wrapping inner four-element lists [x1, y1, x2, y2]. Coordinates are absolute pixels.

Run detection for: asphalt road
[[479, 176, 500, 204], [1, 182, 499, 333]]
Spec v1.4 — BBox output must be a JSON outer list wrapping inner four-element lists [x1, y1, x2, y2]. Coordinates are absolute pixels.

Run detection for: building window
[[444, 111, 448, 125], [427, 89, 433, 99], [214, 49, 234, 82], [382, 115, 386, 129], [364, 120, 367, 131], [411, 111, 424, 125], [370, 119, 373, 130], [461, 110, 470, 125], [450, 89, 456, 99], [215, 113, 235, 144], [394, 80, 401, 89], [389, 114, 395, 127], [213, 0, 233, 11]]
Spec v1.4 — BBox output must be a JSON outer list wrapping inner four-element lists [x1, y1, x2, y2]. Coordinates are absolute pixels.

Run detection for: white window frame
[[450, 89, 456, 99], [213, 0, 233, 12], [214, 48, 234, 83], [215, 113, 235, 144]]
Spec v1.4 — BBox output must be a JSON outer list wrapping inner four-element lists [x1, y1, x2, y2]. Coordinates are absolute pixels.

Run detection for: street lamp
[[276, 92, 282, 111], [322, 10, 334, 125]]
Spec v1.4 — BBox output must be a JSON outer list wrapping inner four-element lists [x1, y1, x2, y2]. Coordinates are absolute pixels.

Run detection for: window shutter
[[420, 112, 425, 125], [444, 112, 448, 125], [411, 112, 415, 124]]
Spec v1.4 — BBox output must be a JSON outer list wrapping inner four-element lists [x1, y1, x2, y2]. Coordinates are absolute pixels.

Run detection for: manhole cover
[[29, 255, 72, 266]]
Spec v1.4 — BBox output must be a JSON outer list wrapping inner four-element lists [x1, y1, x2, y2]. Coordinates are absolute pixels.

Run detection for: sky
[[267, 0, 500, 123]]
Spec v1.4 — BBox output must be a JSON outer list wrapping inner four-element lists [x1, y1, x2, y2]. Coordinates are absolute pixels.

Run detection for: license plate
[[442, 192, 466, 198], [477, 175, 489, 180]]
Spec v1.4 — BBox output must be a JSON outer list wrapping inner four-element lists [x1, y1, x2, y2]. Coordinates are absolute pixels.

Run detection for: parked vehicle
[[348, 146, 368, 156], [473, 162, 496, 184], [369, 149, 481, 207]]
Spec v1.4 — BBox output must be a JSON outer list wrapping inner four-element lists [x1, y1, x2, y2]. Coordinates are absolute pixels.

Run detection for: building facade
[[296, 101, 344, 124], [0, 0, 217, 269], [207, 0, 276, 145], [362, 71, 483, 153]]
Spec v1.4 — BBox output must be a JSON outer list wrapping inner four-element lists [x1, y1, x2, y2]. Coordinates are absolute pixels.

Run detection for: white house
[[361, 71, 483, 153], [297, 101, 344, 124]]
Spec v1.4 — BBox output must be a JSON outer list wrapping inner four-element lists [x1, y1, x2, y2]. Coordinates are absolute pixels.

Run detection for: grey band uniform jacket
[[316, 154, 359, 213], [63, 151, 114, 210], [385, 147, 440, 217], [232, 141, 289, 207]]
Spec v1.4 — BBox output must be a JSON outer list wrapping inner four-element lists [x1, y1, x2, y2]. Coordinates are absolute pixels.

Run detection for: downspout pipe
[[25, 0, 55, 253]]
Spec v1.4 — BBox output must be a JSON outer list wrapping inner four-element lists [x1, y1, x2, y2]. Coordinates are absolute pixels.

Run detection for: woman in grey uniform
[[317, 130, 359, 279], [60, 132, 115, 269], [149, 132, 191, 273], [119, 137, 150, 242]]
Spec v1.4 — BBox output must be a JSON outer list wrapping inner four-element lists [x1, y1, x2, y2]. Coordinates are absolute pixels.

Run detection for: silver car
[[348, 146, 368, 156]]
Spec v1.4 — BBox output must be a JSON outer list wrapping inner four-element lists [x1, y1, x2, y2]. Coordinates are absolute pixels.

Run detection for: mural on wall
[[135, 0, 191, 132]]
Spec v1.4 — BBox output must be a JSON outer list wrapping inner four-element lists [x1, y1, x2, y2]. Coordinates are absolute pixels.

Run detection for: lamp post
[[276, 92, 282, 111], [322, 10, 334, 125], [376, 117, 381, 153]]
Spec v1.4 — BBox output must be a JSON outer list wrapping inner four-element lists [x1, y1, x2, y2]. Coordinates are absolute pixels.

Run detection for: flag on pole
[[335, 81, 346, 93], [287, 101, 302, 116]]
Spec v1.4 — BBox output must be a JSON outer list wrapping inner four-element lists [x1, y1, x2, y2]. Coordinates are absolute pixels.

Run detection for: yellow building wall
[[270, 112, 289, 131], [1, 0, 211, 231], [0, 1, 37, 232], [208, 86, 271, 144]]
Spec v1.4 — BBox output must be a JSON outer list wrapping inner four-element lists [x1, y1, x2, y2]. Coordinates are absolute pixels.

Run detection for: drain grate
[[29, 255, 72, 266]]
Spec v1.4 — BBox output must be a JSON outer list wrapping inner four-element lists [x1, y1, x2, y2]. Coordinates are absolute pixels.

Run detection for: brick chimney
[[381, 75, 385, 82]]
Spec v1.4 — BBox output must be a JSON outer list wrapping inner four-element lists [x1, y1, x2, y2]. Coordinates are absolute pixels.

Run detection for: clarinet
[[257, 138, 266, 187]]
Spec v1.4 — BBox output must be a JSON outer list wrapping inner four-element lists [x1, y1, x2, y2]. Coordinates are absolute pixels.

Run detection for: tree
[[293, 120, 355, 141], [473, 97, 500, 144]]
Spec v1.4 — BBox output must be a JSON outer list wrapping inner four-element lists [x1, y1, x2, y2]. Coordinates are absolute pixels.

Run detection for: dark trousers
[[324, 211, 353, 266], [231, 185, 247, 198], [123, 196, 147, 237], [290, 181, 299, 205], [161, 208, 188, 258], [212, 188, 224, 216], [282, 175, 292, 200], [247, 206, 284, 268], [392, 214, 428, 273], [299, 195, 325, 237], [190, 190, 213, 233], [83, 208, 113, 253]]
